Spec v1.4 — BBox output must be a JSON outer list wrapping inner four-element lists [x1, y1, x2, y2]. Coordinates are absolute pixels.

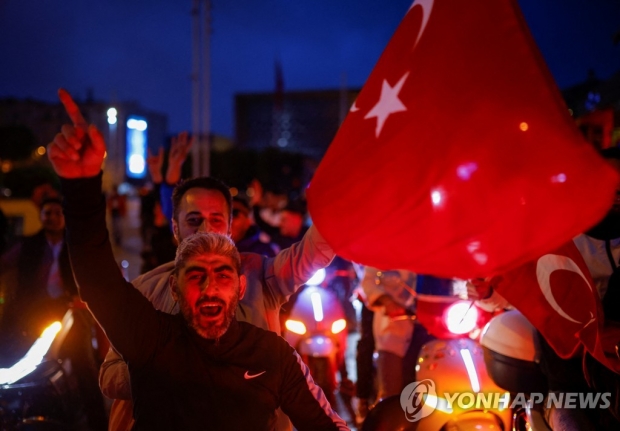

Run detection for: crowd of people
[[0, 86, 618, 431]]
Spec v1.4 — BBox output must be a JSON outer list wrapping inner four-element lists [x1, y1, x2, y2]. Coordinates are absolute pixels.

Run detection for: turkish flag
[[494, 241, 620, 373], [306, 0, 618, 279]]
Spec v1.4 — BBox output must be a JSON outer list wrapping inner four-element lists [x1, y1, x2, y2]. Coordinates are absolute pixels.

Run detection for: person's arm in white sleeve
[[99, 347, 132, 400], [264, 224, 335, 303]]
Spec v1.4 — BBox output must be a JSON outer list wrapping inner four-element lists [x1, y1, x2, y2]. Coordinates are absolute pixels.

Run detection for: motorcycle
[[283, 268, 352, 409], [0, 307, 105, 430], [362, 292, 512, 431]]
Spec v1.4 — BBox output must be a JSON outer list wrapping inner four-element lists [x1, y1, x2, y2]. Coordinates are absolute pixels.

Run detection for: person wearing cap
[[231, 196, 280, 257]]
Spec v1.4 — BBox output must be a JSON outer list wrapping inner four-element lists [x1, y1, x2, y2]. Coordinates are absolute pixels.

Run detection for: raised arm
[[48, 89, 163, 368], [153, 132, 194, 223], [147, 147, 164, 185], [165, 131, 193, 185], [264, 224, 335, 304]]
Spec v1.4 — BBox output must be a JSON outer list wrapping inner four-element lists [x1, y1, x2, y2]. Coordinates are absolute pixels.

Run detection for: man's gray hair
[[174, 232, 241, 274]]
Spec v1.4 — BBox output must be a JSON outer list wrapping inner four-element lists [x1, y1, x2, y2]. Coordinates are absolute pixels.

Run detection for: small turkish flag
[[494, 241, 620, 373], [306, 0, 618, 279]]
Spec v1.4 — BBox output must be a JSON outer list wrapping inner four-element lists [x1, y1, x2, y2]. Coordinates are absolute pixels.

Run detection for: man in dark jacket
[[1, 197, 76, 316], [48, 88, 348, 430]]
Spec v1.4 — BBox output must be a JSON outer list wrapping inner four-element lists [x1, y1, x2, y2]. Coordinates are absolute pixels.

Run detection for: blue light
[[128, 154, 145, 174], [125, 116, 147, 178]]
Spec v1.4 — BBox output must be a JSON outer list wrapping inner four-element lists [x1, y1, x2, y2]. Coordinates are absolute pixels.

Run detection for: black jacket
[[1, 228, 77, 331]]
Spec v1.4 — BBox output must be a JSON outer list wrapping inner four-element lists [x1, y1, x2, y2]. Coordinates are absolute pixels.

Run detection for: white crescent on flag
[[353, 1, 432, 128], [536, 254, 595, 325], [409, 0, 435, 47]]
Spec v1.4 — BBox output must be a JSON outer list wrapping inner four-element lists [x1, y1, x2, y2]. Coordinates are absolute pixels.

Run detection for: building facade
[[235, 88, 360, 159]]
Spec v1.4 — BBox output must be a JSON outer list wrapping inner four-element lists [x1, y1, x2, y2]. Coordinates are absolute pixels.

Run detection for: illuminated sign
[[125, 116, 147, 178]]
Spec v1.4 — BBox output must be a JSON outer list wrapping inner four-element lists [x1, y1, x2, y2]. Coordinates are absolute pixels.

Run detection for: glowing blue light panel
[[125, 116, 148, 178]]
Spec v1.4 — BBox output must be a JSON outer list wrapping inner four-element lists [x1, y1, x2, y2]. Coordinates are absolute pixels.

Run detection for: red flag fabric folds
[[307, 0, 618, 279], [493, 241, 620, 373]]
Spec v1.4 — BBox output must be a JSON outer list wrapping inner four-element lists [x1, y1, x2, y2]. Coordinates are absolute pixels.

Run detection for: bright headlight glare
[[285, 319, 307, 335], [331, 319, 346, 334], [306, 269, 326, 286], [445, 301, 478, 334], [0, 321, 62, 385]]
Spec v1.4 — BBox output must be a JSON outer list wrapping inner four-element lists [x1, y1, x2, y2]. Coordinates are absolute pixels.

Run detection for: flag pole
[[191, 0, 211, 177]]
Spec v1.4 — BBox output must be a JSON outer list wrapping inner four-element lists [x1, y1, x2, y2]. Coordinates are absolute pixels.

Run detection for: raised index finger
[[58, 88, 88, 130]]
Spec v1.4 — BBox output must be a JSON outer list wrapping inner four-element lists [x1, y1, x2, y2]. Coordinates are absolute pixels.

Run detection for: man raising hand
[[48, 89, 348, 431]]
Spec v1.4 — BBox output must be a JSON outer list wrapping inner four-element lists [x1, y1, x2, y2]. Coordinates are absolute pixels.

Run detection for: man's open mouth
[[198, 302, 224, 317]]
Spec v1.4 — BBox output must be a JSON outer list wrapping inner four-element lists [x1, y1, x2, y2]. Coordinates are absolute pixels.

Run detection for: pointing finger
[[58, 88, 88, 131]]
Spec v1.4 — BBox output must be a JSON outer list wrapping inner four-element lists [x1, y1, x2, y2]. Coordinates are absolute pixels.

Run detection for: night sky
[[1, 0, 619, 138]]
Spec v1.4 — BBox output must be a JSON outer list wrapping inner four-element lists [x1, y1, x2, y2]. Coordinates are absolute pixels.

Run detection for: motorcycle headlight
[[0, 321, 62, 385], [285, 319, 307, 335], [444, 301, 478, 335], [331, 319, 347, 334], [306, 269, 326, 286]]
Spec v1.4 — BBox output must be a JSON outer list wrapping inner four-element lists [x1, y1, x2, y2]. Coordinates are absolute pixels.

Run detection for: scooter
[[0, 308, 99, 430], [283, 268, 350, 406], [362, 294, 512, 430]]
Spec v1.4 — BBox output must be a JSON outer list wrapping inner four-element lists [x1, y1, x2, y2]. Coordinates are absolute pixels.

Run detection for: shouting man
[[48, 89, 348, 431]]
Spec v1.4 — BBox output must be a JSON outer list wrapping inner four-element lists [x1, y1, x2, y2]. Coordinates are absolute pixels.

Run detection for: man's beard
[[178, 292, 239, 341]]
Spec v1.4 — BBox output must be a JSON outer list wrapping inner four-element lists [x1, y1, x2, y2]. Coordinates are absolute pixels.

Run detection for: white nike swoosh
[[244, 370, 266, 380]]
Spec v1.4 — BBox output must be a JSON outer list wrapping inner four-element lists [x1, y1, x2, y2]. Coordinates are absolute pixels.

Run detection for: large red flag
[[306, 0, 618, 279], [494, 241, 620, 373]]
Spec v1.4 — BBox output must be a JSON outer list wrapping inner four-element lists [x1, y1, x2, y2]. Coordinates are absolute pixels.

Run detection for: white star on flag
[[364, 72, 409, 138]]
